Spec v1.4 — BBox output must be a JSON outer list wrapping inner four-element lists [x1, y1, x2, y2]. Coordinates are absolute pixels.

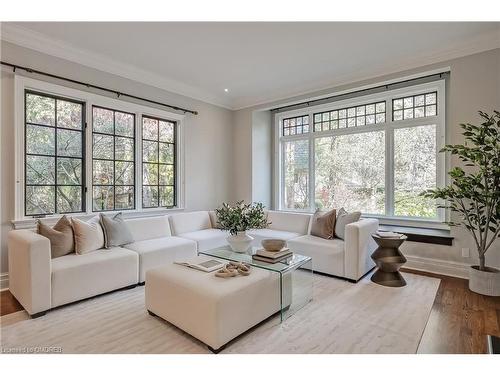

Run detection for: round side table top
[[371, 233, 407, 247]]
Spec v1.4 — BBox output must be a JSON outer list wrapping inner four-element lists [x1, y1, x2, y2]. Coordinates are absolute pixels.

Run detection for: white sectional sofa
[[7, 209, 378, 318]]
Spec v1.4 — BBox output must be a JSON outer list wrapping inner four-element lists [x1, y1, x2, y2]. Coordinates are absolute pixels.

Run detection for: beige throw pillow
[[71, 216, 105, 254], [310, 209, 337, 239], [37, 215, 74, 258], [335, 208, 362, 240], [208, 211, 221, 229]]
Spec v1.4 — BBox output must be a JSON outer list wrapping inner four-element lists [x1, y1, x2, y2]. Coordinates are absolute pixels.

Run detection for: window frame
[[14, 76, 185, 222], [24, 90, 87, 216], [141, 114, 177, 209], [274, 79, 446, 227], [91, 105, 136, 212]]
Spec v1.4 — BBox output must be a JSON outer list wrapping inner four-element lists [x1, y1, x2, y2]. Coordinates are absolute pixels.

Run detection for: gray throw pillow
[[100, 213, 134, 248], [310, 209, 336, 239], [37, 215, 74, 258], [335, 208, 362, 240]]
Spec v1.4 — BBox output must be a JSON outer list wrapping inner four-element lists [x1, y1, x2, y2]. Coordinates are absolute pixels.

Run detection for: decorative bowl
[[261, 239, 286, 252]]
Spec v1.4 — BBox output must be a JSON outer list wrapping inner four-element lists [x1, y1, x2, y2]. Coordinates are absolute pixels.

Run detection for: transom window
[[92, 106, 136, 211], [313, 101, 385, 132], [393, 91, 437, 121], [142, 116, 176, 208], [277, 80, 445, 222], [282, 115, 309, 136], [24, 91, 85, 216]]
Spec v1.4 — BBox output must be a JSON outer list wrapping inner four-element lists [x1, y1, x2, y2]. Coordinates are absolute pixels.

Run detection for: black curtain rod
[[1, 61, 198, 115], [271, 71, 450, 113]]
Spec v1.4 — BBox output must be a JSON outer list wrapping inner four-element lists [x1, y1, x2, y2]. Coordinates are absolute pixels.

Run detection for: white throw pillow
[[335, 208, 361, 240], [71, 216, 105, 254]]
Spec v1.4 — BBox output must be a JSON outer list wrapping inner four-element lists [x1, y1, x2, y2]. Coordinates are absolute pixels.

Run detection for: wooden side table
[[370, 233, 408, 287]]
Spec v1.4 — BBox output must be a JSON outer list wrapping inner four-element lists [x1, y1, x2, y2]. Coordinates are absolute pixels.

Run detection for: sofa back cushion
[[169, 211, 212, 235], [125, 215, 171, 242], [267, 211, 311, 235]]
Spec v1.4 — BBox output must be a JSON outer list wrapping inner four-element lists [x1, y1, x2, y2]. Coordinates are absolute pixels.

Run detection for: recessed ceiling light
[[224, 88, 229, 92]]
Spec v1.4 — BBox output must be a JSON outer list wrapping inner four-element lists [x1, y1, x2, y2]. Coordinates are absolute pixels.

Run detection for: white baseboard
[[0, 272, 9, 291], [404, 255, 470, 279]]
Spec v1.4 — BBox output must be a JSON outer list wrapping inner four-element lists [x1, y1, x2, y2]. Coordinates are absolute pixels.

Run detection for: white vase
[[469, 266, 500, 296], [227, 231, 253, 253]]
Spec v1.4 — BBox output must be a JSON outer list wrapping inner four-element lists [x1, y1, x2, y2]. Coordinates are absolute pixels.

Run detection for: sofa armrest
[[343, 219, 379, 281], [8, 230, 52, 315]]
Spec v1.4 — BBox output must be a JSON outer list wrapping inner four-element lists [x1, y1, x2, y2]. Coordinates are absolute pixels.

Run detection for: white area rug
[[0, 272, 439, 354]]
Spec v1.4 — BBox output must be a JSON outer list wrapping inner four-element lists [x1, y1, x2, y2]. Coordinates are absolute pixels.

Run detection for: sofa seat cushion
[[123, 236, 197, 282], [287, 235, 345, 277], [51, 247, 138, 308], [178, 229, 229, 252], [247, 228, 301, 247]]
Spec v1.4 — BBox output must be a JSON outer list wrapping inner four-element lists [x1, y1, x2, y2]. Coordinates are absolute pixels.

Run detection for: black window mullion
[[156, 121, 160, 208], [92, 106, 135, 212], [54, 99, 58, 213]]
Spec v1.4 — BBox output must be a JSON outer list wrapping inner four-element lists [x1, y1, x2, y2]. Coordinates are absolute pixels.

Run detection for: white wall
[[0, 41, 234, 276], [232, 48, 500, 274]]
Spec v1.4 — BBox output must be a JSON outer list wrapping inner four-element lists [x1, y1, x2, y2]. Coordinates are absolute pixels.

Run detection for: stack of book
[[252, 247, 293, 263]]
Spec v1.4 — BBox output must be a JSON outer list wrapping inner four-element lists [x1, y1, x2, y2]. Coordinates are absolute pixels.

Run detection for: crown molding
[[1, 23, 498, 112], [233, 27, 500, 110], [0, 24, 233, 110]]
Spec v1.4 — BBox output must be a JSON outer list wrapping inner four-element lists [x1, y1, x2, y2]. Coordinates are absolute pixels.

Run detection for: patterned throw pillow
[[37, 215, 74, 258]]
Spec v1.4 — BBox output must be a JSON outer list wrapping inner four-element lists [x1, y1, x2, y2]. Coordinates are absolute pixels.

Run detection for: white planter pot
[[227, 231, 254, 253], [469, 266, 500, 296]]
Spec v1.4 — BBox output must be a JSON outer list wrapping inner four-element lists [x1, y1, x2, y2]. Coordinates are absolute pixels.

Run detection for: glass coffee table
[[199, 246, 313, 322]]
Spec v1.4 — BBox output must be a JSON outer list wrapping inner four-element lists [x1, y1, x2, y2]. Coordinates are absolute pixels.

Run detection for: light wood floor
[[1, 269, 499, 354]]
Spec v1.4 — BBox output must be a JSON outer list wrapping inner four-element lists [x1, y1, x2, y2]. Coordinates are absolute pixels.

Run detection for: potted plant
[[215, 201, 270, 253], [422, 111, 500, 296]]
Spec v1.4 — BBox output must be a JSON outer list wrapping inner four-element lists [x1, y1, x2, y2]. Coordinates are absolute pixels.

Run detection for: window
[[24, 91, 85, 216], [92, 106, 135, 211], [276, 80, 445, 222], [142, 116, 176, 208], [17, 77, 184, 220], [314, 101, 385, 131], [283, 115, 309, 136], [283, 139, 309, 209], [393, 91, 437, 121], [394, 124, 437, 218], [314, 132, 385, 214]]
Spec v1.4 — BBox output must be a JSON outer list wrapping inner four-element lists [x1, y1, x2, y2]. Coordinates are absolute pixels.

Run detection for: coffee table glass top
[[199, 246, 311, 274]]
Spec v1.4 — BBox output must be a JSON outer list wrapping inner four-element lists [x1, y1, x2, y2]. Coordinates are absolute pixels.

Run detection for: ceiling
[[2, 22, 499, 109]]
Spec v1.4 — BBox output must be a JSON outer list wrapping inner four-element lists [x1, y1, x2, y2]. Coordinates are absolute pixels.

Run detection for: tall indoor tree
[[422, 111, 500, 295]]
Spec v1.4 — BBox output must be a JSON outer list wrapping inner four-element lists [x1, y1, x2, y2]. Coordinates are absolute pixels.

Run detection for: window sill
[[379, 224, 454, 246], [11, 207, 185, 230]]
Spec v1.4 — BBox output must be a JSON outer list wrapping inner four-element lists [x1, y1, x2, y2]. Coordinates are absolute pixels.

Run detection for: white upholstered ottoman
[[145, 255, 280, 352]]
